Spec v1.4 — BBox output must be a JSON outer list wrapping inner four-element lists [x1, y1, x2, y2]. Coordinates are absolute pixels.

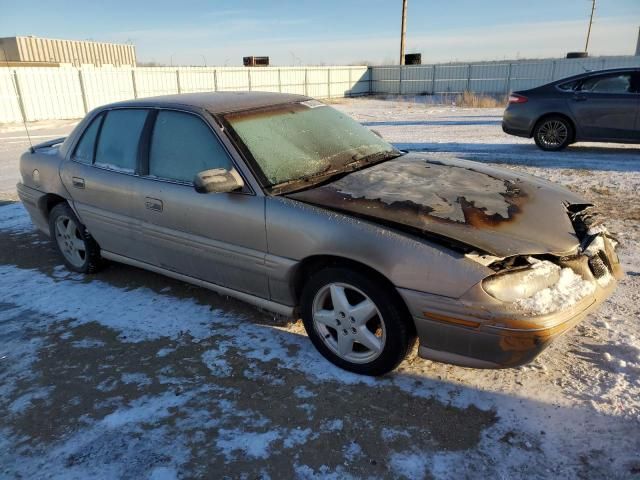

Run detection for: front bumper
[[398, 234, 621, 368]]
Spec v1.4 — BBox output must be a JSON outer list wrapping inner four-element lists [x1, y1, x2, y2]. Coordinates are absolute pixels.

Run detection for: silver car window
[[73, 114, 102, 164], [95, 109, 148, 174], [149, 110, 232, 183]]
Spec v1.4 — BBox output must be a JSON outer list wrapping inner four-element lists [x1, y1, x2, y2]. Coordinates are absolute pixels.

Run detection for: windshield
[[224, 100, 398, 187]]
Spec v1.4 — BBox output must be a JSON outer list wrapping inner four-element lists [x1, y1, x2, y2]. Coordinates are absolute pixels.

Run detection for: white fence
[[2, 56, 640, 123], [0, 66, 371, 123], [371, 56, 640, 96]]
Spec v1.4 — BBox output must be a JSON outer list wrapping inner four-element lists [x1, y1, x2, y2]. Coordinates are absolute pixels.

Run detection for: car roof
[[104, 91, 311, 114]]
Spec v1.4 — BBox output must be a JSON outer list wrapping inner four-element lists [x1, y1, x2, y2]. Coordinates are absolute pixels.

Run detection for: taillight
[[508, 94, 528, 104]]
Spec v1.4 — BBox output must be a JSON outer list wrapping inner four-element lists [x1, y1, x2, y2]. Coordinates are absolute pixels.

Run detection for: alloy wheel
[[538, 120, 568, 148], [311, 282, 386, 364], [54, 215, 87, 268]]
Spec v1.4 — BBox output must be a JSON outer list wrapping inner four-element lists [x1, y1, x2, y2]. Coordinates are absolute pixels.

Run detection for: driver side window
[[149, 110, 233, 183]]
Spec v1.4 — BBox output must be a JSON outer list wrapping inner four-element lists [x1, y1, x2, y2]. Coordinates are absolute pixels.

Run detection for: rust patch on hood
[[330, 158, 527, 226], [286, 154, 585, 257]]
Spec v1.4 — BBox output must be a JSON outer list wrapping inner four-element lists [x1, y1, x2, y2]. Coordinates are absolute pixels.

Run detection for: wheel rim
[[54, 215, 86, 268], [311, 282, 386, 364], [538, 120, 568, 148]]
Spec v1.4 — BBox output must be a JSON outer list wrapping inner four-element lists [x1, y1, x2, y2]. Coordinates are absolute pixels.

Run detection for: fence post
[[466, 64, 472, 92], [247, 69, 252, 91], [213, 69, 218, 91], [399, 66, 403, 95], [304, 68, 308, 96], [77, 69, 89, 114], [368, 67, 372, 95], [131, 69, 138, 98], [176, 69, 182, 94], [506, 63, 512, 94], [431, 64, 436, 94], [277, 68, 282, 93], [348, 67, 352, 97], [12, 70, 28, 123], [327, 68, 331, 98]]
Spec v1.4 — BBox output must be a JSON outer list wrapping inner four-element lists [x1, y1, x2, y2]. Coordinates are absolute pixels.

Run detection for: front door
[[569, 71, 639, 141], [138, 109, 269, 298]]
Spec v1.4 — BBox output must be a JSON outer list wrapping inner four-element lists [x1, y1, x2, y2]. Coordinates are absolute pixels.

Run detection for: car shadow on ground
[[1, 204, 639, 478], [395, 143, 640, 172], [362, 120, 502, 127]]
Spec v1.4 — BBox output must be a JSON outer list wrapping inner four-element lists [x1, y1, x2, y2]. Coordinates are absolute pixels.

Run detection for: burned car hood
[[285, 154, 586, 257]]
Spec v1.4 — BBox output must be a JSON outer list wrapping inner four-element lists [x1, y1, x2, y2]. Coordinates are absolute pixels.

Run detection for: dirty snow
[[1, 98, 640, 478]]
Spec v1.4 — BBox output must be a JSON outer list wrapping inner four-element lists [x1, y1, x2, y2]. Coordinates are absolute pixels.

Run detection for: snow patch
[[0, 203, 36, 234], [514, 265, 596, 315]]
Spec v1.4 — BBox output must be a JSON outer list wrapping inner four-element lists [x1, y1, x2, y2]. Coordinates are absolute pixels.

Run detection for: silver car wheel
[[311, 282, 386, 364], [538, 120, 568, 148], [54, 215, 86, 268]]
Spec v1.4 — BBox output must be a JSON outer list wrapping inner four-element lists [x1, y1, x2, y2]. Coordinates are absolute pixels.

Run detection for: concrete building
[[0, 36, 136, 67]]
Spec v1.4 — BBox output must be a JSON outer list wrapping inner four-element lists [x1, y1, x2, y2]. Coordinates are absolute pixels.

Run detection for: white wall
[[370, 56, 640, 96], [0, 65, 371, 123]]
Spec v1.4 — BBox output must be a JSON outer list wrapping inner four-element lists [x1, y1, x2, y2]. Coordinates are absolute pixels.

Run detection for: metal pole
[[12, 71, 28, 124], [176, 69, 181, 94], [213, 69, 218, 91], [78, 68, 89, 114], [636, 26, 640, 56], [399, 0, 408, 65], [585, 0, 596, 52], [277, 68, 282, 92], [131, 69, 138, 98]]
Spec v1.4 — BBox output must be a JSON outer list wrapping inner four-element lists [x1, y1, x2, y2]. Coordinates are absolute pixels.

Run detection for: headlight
[[483, 260, 561, 302]]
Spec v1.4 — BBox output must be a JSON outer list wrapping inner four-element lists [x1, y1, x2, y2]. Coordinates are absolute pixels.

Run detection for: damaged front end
[[405, 203, 621, 369]]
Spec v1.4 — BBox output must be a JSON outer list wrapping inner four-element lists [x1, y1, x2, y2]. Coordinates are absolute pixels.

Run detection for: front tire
[[300, 267, 414, 376], [533, 115, 573, 151], [48, 203, 104, 274]]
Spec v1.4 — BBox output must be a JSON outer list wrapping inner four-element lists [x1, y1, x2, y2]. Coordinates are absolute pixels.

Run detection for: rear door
[[137, 109, 269, 298], [569, 71, 638, 141], [60, 108, 156, 263]]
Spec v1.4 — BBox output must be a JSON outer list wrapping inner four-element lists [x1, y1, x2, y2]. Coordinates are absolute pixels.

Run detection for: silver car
[[17, 92, 620, 375]]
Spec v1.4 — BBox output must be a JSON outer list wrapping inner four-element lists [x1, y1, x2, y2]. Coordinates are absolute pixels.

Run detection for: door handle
[[572, 94, 587, 102], [72, 177, 85, 189], [145, 197, 163, 212]]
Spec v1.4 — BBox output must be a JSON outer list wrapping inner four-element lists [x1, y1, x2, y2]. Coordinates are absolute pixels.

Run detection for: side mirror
[[194, 168, 244, 194], [371, 129, 383, 139]]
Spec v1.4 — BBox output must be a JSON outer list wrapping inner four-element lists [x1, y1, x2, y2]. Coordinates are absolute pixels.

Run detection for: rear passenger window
[[95, 109, 148, 173], [73, 114, 102, 164], [149, 111, 232, 183], [580, 74, 632, 94]]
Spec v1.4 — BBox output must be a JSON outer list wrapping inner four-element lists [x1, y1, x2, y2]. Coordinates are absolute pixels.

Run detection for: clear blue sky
[[2, 0, 639, 65]]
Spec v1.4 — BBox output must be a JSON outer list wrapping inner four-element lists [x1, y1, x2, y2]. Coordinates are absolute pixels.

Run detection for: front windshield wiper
[[269, 150, 404, 195], [345, 150, 403, 169]]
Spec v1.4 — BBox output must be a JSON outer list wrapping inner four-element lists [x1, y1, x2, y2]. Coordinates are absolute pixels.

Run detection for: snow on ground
[[1, 97, 640, 478]]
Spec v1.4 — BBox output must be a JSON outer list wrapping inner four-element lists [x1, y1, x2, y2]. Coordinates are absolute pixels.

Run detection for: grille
[[588, 253, 609, 279]]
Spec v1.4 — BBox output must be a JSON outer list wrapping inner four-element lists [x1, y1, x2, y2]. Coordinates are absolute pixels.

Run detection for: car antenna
[[1, 45, 34, 152]]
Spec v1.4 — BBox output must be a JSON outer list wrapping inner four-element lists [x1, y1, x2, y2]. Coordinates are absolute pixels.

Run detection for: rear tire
[[48, 203, 104, 274], [300, 267, 414, 376], [533, 115, 573, 151]]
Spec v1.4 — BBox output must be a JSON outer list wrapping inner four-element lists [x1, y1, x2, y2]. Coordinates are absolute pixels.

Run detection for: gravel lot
[[1, 97, 639, 479]]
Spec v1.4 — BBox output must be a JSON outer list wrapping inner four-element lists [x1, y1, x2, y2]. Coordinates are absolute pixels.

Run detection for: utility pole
[[636, 26, 640, 56], [400, 0, 408, 65], [584, 0, 596, 53]]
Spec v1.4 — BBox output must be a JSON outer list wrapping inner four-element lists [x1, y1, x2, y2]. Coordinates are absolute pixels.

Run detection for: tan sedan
[[17, 92, 620, 375]]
